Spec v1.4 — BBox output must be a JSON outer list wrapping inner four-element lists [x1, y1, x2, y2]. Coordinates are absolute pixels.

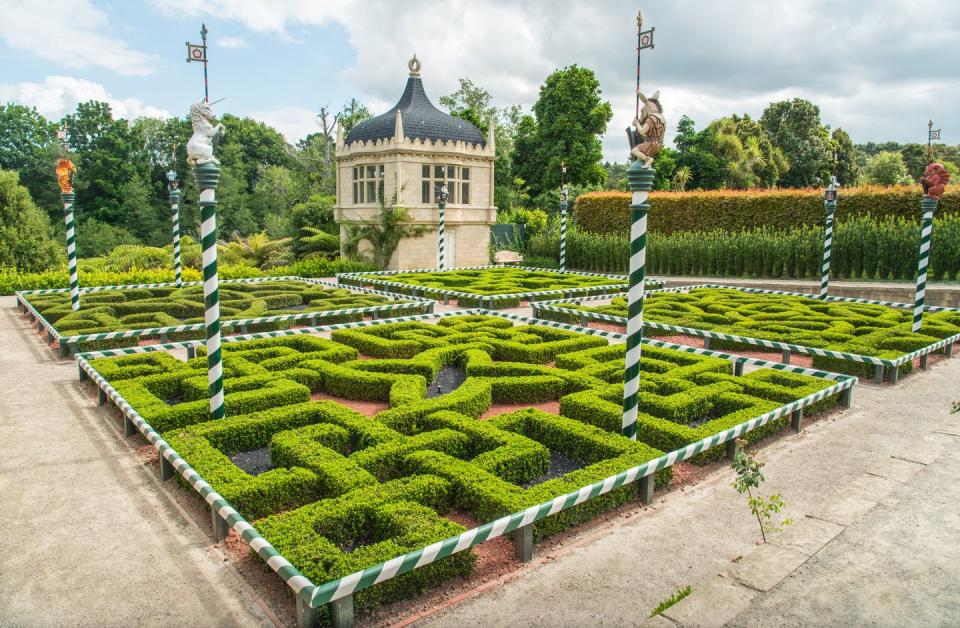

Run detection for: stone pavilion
[[334, 56, 497, 269]]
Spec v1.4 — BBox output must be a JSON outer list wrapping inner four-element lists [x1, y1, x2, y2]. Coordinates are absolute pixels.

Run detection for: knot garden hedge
[[15, 276, 432, 356], [75, 310, 853, 624], [532, 285, 960, 384], [337, 265, 663, 308]]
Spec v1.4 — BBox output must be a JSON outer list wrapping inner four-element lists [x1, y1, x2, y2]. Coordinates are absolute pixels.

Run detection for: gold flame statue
[[56, 159, 77, 193]]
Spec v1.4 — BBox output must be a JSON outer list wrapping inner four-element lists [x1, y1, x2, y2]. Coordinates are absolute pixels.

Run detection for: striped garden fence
[[530, 283, 960, 384], [75, 308, 855, 627]]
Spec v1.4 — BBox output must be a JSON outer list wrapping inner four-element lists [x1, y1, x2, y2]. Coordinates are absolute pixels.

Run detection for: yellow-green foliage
[[574, 186, 960, 235], [93, 315, 841, 619]]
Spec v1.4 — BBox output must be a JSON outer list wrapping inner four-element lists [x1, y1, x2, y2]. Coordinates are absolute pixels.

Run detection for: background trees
[[2, 63, 957, 276], [0, 169, 62, 272], [512, 66, 613, 198]]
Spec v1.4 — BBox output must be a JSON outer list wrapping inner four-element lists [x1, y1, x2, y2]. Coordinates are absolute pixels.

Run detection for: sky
[[0, 0, 958, 162]]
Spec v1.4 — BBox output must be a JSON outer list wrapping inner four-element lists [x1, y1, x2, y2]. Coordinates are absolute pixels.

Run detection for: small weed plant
[[649, 585, 693, 617], [730, 439, 792, 543]]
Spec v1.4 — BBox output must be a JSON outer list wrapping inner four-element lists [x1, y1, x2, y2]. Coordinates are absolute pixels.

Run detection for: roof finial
[[408, 53, 421, 77]]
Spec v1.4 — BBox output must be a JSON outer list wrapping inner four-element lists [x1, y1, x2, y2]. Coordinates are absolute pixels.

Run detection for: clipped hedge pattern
[[539, 288, 960, 378], [341, 268, 626, 307], [574, 186, 960, 236], [24, 280, 420, 349], [92, 315, 841, 617]]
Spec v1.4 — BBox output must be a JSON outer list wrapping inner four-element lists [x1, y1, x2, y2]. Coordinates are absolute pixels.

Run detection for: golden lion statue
[[921, 162, 950, 201], [56, 159, 77, 193]]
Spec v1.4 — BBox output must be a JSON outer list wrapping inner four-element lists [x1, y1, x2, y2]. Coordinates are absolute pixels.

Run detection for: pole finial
[[637, 9, 643, 29], [408, 53, 421, 77]]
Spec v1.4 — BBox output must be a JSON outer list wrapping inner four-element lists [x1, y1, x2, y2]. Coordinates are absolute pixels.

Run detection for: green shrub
[[574, 186, 960, 236]]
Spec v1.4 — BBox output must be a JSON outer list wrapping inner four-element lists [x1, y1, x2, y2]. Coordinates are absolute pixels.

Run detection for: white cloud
[[245, 105, 317, 144], [150, 0, 960, 159], [0, 76, 171, 120], [216, 36, 248, 49], [0, 0, 159, 76]]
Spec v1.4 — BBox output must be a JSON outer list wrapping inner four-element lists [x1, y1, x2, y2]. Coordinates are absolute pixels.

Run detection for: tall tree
[[864, 151, 912, 185], [62, 100, 150, 225], [339, 98, 372, 135], [672, 116, 727, 190], [830, 128, 859, 186], [440, 79, 525, 209], [512, 65, 613, 196], [0, 104, 60, 217], [0, 169, 62, 272], [760, 98, 831, 187]]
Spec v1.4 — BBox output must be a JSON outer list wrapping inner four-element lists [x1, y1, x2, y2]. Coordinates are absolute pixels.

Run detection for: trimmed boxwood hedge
[[91, 314, 842, 618], [539, 288, 960, 378], [340, 268, 627, 308], [25, 280, 421, 352], [574, 186, 960, 236]]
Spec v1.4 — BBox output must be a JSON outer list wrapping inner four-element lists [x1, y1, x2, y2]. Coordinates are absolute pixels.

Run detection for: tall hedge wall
[[574, 186, 960, 235]]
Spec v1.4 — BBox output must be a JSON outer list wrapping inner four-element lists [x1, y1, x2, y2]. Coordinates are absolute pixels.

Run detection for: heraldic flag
[[186, 43, 206, 63]]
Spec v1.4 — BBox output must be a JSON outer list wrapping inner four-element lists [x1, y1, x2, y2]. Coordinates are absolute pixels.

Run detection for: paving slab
[[770, 516, 845, 557], [864, 455, 926, 484], [727, 543, 809, 592], [662, 578, 756, 627]]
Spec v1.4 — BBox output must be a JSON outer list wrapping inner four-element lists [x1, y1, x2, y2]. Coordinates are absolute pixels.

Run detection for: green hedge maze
[[338, 266, 660, 308], [532, 286, 960, 382], [17, 278, 431, 356], [80, 313, 847, 621]]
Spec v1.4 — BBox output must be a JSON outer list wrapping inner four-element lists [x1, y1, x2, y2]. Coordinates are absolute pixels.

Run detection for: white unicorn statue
[[186, 101, 225, 166]]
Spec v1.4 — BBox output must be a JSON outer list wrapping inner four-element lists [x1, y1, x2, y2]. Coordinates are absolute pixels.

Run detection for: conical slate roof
[[345, 75, 485, 146]]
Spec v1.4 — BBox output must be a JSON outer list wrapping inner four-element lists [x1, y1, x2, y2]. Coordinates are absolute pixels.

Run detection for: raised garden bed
[[15, 276, 432, 357], [531, 284, 960, 383], [76, 310, 853, 626], [337, 265, 663, 308]]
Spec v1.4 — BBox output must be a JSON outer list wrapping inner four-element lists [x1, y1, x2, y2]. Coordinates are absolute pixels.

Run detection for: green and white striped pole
[[912, 197, 936, 332], [438, 180, 448, 270], [622, 161, 655, 439], [193, 162, 225, 419], [819, 176, 838, 299], [559, 161, 568, 272], [62, 191, 80, 311], [167, 170, 183, 288]]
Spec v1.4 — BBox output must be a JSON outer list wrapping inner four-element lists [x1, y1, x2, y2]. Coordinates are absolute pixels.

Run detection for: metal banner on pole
[[622, 9, 662, 439], [186, 23, 210, 102]]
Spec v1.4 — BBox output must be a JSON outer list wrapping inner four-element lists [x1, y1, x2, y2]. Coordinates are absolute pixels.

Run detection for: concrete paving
[[416, 346, 960, 627], [0, 297, 271, 627]]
